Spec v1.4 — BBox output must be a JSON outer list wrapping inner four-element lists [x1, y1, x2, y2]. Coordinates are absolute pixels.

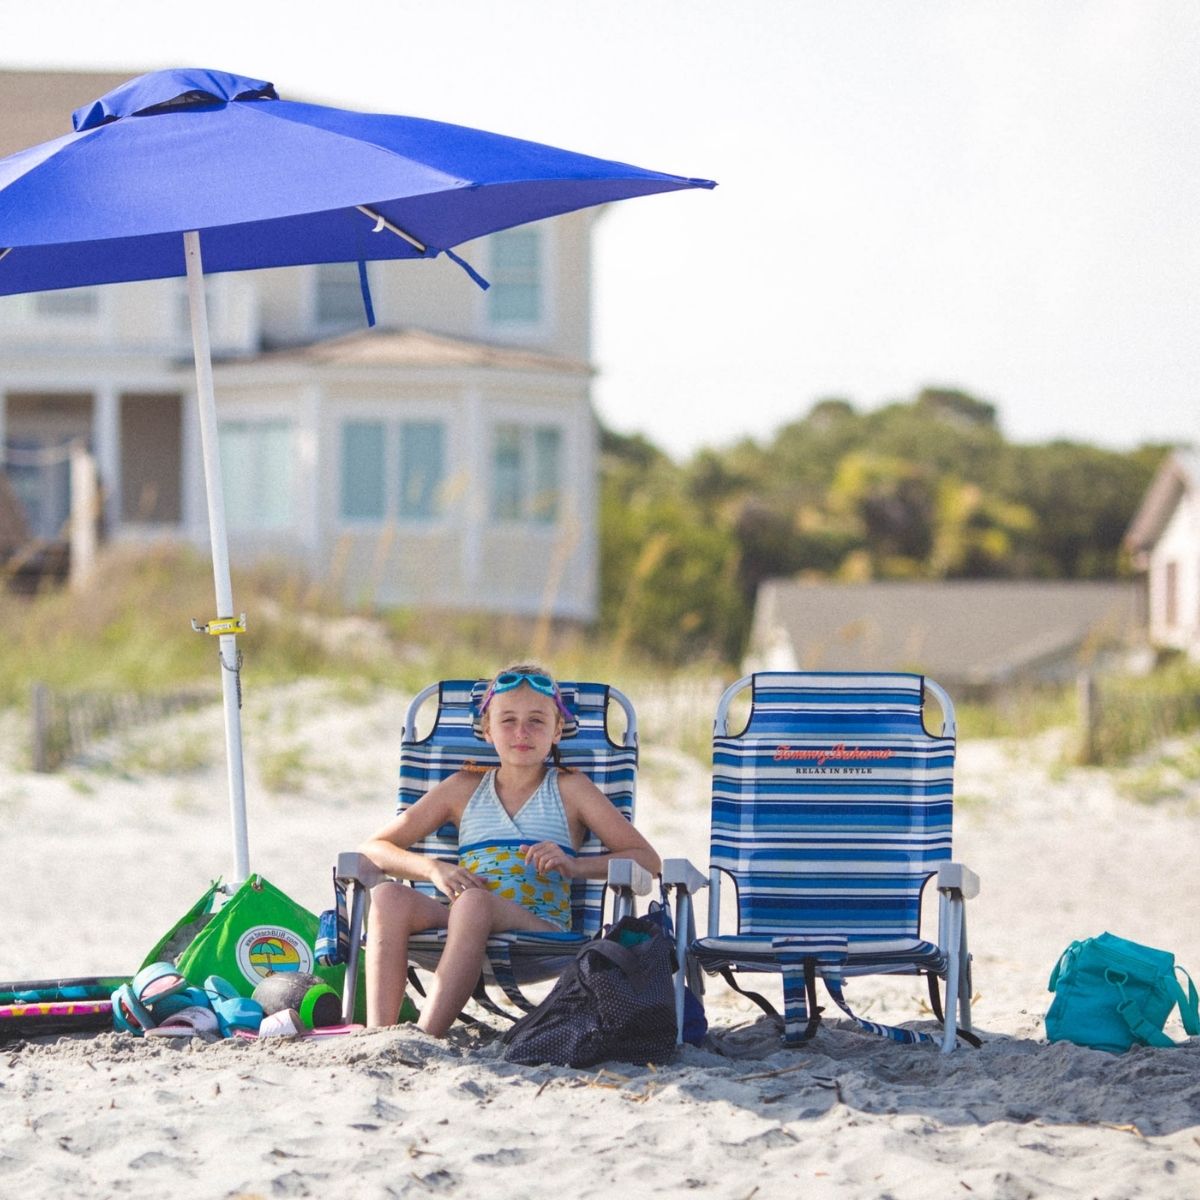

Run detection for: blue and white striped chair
[[335, 679, 650, 1022], [663, 672, 979, 1053]]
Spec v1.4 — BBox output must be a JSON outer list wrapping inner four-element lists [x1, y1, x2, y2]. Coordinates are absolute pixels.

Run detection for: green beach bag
[[141, 875, 385, 1024], [1045, 932, 1199, 1053]]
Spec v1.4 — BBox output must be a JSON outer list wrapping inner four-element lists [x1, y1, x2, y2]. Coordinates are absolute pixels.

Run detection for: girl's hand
[[520, 842, 576, 878], [429, 861, 486, 900]]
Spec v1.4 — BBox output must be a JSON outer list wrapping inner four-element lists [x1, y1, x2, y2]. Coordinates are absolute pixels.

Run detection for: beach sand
[[2, 681, 1198, 1199]]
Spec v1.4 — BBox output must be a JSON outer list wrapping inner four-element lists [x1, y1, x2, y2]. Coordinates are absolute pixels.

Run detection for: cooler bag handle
[[1172, 967, 1200, 1037]]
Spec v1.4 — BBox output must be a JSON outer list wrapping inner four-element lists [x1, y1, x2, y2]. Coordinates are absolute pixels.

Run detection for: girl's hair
[[482, 661, 570, 770]]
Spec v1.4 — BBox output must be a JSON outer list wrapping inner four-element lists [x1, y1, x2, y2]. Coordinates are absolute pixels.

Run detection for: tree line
[[597, 388, 1168, 665]]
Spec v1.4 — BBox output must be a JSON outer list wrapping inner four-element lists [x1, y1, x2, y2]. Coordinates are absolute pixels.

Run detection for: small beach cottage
[[0, 69, 600, 620], [1124, 448, 1200, 659]]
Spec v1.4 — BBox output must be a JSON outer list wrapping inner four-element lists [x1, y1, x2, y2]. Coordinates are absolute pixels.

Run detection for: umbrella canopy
[[0, 68, 714, 884], [0, 67, 713, 294]]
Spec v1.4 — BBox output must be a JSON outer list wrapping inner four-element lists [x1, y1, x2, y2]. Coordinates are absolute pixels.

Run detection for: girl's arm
[[358, 773, 475, 886], [523, 772, 661, 879]]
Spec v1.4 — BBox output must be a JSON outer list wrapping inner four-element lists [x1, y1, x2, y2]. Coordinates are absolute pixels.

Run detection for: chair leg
[[940, 897, 963, 1054], [673, 891, 692, 1045], [341, 880, 369, 1025], [958, 910, 973, 1033]]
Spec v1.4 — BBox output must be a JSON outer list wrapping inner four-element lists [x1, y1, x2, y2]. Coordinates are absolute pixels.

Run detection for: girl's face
[[483, 684, 563, 766]]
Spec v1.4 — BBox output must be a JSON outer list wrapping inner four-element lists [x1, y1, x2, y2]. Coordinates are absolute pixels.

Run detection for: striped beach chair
[[663, 672, 979, 1053], [335, 679, 649, 1022]]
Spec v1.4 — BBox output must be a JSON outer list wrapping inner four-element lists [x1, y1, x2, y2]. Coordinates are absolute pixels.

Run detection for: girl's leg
[[365, 882, 449, 1027], [417, 889, 556, 1037]]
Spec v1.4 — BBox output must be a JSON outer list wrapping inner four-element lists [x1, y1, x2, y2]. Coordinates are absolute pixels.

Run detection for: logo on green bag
[[236, 925, 313, 982]]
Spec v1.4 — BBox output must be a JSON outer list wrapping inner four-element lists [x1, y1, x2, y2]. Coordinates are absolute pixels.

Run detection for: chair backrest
[[397, 679, 638, 936], [711, 671, 955, 942]]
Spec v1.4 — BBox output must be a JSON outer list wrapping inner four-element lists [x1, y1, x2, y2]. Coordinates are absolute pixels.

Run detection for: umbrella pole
[[184, 230, 251, 887]]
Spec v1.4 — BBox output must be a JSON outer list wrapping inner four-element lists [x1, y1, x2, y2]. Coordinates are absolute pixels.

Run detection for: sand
[[1, 680, 1198, 1199]]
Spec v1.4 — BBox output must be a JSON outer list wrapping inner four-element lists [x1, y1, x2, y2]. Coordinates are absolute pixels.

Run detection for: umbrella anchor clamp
[[191, 614, 247, 637]]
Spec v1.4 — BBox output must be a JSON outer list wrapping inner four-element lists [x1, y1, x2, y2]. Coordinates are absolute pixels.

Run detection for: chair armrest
[[336, 851, 386, 890], [606, 858, 654, 896], [937, 862, 980, 900], [662, 858, 709, 893]]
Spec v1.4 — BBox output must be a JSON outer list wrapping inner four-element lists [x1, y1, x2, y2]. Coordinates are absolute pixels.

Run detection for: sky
[[3, 0, 1197, 460]]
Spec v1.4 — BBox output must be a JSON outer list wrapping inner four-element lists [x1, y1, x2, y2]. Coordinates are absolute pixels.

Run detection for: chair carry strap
[[926, 973, 983, 1048], [719, 967, 782, 1024], [823, 976, 940, 1046]]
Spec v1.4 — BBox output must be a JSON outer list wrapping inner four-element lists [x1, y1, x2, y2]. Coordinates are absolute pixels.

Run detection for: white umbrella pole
[[184, 230, 251, 886]]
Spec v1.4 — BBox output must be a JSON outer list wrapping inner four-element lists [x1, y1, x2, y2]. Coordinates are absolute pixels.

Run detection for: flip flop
[[144, 1005, 220, 1040], [112, 984, 154, 1035], [129, 962, 189, 1010], [151, 986, 212, 1022]]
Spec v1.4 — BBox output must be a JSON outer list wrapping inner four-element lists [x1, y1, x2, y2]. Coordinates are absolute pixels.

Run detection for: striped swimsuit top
[[457, 767, 576, 931]]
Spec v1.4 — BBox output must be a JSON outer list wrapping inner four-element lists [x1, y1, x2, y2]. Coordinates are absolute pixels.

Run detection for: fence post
[[69, 442, 99, 593], [31, 681, 51, 773], [1077, 670, 1098, 765]]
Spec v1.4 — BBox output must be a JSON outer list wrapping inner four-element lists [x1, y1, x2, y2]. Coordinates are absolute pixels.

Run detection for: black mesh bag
[[501, 915, 677, 1067]]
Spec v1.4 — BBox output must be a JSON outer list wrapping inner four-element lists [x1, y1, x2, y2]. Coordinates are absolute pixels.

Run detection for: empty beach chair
[[335, 678, 650, 1022], [663, 671, 979, 1053]]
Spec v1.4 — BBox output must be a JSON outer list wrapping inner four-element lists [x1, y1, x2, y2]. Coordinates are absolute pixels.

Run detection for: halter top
[[457, 767, 576, 930]]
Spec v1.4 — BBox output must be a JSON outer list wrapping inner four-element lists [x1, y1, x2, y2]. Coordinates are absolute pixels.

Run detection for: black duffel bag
[[501, 914, 678, 1067]]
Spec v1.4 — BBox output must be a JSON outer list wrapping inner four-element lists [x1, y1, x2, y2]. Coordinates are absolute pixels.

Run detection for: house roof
[[750, 579, 1139, 687], [1124, 448, 1200, 558], [222, 326, 592, 375], [0, 69, 141, 157]]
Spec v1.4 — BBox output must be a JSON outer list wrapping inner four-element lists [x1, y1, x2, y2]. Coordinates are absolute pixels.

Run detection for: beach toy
[[252, 971, 341, 1029], [0, 975, 126, 1041]]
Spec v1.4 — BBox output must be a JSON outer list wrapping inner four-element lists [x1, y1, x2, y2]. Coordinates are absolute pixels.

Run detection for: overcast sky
[[4, 0, 1197, 459]]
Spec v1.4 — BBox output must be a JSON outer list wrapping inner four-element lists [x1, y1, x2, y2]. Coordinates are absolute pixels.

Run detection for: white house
[[0, 69, 602, 620], [1124, 448, 1200, 658]]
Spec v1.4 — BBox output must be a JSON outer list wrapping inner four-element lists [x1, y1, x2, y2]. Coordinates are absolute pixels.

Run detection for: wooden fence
[[30, 682, 216, 772]]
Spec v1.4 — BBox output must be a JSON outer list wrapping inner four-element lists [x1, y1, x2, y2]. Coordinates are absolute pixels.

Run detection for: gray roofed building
[[747, 579, 1140, 694]]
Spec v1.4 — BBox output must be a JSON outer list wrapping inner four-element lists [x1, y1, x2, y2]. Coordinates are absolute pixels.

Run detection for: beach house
[[0, 69, 600, 621], [1124, 447, 1200, 659]]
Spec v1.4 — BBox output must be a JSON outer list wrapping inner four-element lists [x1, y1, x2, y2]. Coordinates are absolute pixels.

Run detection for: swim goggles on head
[[481, 671, 571, 719]]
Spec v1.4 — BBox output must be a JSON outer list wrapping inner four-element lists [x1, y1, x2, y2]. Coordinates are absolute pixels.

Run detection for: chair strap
[[926, 974, 983, 1048], [822, 976, 941, 1046], [719, 967, 782, 1025], [485, 939, 538, 1013], [719, 961, 823, 1045]]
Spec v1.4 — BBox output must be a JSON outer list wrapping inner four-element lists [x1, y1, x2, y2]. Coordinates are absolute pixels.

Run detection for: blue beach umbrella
[[0, 67, 714, 884]]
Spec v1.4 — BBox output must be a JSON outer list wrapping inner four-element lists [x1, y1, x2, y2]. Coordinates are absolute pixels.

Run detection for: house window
[[399, 421, 444, 519], [316, 263, 365, 328], [34, 288, 99, 318], [340, 421, 386, 520], [219, 420, 294, 532], [487, 228, 542, 325], [338, 418, 446, 522], [491, 423, 562, 523]]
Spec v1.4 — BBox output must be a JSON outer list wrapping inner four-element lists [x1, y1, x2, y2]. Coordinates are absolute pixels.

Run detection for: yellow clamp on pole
[[191, 614, 247, 636]]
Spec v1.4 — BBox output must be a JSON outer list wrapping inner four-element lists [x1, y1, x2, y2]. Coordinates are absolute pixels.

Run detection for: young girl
[[359, 664, 661, 1035]]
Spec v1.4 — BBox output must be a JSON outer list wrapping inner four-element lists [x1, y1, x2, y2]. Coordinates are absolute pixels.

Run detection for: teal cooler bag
[[141, 874, 390, 1025], [1046, 932, 1199, 1053]]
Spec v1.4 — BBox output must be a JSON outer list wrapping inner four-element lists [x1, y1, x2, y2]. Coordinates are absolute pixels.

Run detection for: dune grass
[[5, 545, 1197, 777]]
